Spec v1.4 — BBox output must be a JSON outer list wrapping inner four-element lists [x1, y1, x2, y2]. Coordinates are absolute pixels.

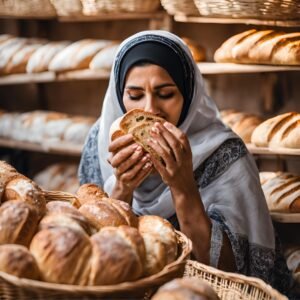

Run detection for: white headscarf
[[97, 30, 274, 250]]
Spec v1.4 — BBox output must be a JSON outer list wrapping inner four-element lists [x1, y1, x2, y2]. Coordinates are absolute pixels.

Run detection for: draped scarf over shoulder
[[97, 30, 275, 252]]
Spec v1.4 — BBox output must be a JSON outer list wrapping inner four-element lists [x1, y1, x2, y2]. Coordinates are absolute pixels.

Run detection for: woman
[[79, 30, 292, 295]]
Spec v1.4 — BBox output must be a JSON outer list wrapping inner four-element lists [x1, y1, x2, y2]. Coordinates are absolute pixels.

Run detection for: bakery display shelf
[[270, 212, 300, 223], [0, 72, 55, 86], [0, 138, 82, 157], [58, 12, 165, 22], [197, 63, 300, 74], [56, 69, 111, 81], [174, 15, 300, 27], [246, 144, 300, 157]]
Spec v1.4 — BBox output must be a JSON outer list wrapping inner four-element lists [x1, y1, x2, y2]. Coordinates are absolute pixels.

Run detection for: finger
[[133, 162, 153, 187], [110, 144, 141, 168], [120, 155, 152, 181], [163, 122, 191, 152], [150, 124, 171, 154], [154, 122, 183, 163], [109, 133, 134, 153], [147, 138, 175, 169], [116, 147, 145, 176]]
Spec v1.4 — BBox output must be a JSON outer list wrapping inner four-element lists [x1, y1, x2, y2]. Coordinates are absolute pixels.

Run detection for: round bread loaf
[[2, 177, 46, 219], [138, 215, 177, 264], [182, 37, 206, 62], [30, 227, 92, 285], [89, 225, 145, 285], [45, 201, 95, 234], [151, 277, 220, 300], [140, 232, 168, 276], [78, 200, 128, 230], [76, 183, 108, 205], [0, 244, 40, 280], [0, 200, 39, 246]]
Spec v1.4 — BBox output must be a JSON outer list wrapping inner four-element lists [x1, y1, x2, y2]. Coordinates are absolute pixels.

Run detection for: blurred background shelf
[[246, 144, 300, 157], [270, 213, 300, 223]]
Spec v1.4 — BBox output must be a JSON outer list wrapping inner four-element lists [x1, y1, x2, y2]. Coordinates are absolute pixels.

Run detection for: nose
[[144, 93, 160, 115]]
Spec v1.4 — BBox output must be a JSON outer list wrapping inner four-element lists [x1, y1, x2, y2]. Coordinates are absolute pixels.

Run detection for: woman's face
[[123, 64, 184, 125]]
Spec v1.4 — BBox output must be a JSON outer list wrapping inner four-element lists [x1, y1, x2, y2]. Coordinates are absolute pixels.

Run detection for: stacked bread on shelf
[[251, 112, 300, 149], [0, 109, 96, 145], [259, 172, 300, 213], [214, 29, 300, 66], [0, 160, 180, 285], [284, 246, 300, 285], [220, 109, 263, 143], [34, 163, 79, 194], [0, 34, 120, 75]]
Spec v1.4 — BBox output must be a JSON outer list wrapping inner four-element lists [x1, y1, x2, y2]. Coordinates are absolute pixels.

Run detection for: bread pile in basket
[[0, 160, 180, 285]]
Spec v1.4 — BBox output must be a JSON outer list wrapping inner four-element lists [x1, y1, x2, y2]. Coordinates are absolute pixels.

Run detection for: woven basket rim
[[185, 260, 288, 300], [0, 231, 192, 293]]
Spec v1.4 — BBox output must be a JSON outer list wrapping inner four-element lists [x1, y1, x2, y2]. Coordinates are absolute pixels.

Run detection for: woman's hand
[[147, 122, 194, 192], [108, 133, 153, 203]]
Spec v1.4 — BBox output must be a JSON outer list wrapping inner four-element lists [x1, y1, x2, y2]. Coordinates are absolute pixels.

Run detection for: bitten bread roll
[[151, 277, 220, 300], [78, 200, 128, 230], [76, 183, 108, 205], [138, 215, 177, 264], [140, 232, 168, 276], [181, 37, 206, 62], [251, 112, 300, 149], [89, 226, 145, 285], [2, 177, 46, 219], [259, 172, 300, 213], [0, 244, 40, 280], [30, 227, 92, 285], [0, 200, 39, 246]]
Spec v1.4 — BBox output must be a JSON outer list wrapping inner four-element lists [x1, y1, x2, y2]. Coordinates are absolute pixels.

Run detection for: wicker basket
[[0, 231, 191, 299], [160, 0, 199, 16], [81, 0, 161, 15], [50, 0, 83, 17], [184, 260, 287, 300], [193, 0, 300, 20], [0, 0, 56, 18]]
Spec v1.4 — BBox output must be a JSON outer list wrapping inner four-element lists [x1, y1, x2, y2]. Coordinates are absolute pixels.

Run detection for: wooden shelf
[[270, 212, 300, 223], [58, 12, 165, 22], [1, 63, 300, 86], [0, 138, 82, 157], [174, 15, 300, 27], [246, 144, 300, 157], [198, 63, 300, 74]]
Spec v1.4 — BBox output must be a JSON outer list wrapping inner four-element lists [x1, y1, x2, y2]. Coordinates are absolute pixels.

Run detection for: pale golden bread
[[0, 244, 40, 280], [0, 200, 39, 246], [151, 277, 220, 300], [259, 172, 300, 212], [251, 112, 300, 148], [138, 215, 177, 264]]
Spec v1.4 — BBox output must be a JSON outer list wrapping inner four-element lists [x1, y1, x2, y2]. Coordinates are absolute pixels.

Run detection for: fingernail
[[143, 162, 152, 169], [164, 122, 172, 129]]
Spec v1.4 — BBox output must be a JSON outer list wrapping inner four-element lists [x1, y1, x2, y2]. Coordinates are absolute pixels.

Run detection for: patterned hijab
[[97, 30, 275, 250]]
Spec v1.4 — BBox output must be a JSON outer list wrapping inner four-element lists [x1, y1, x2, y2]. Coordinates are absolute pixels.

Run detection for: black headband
[[114, 35, 194, 126]]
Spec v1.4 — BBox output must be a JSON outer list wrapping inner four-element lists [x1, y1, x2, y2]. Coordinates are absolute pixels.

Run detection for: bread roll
[[152, 277, 220, 300], [260, 172, 300, 212], [30, 227, 92, 285], [221, 110, 263, 143], [0, 200, 39, 246], [44, 201, 95, 234], [89, 226, 145, 285], [272, 38, 300, 65], [76, 183, 108, 205], [2, 177, 46, 218], [140, 232, 168, 276], [181, 37, 206, 62], [138, 215, 177, 264], [78, 200, 128, 230], [0, 244, 40, 280], [251, 112, 300, 149], [214, 29, 257, 63], [49, 39, 113, 72], [26, 41, 70, 73], [89, 43, 120, 70], [102, 198, 138, 228]]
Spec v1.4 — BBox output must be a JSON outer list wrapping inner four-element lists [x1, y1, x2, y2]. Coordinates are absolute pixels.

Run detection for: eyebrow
[[125, 83, 176, 90]]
